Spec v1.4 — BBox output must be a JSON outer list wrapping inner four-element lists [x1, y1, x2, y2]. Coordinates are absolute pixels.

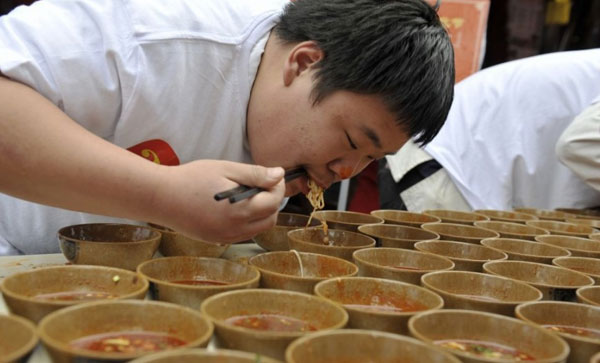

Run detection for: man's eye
[[345, 132, 357, 149]]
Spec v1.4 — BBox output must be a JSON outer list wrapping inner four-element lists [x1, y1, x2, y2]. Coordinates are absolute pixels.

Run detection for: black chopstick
[[214, 167, 306, 204]]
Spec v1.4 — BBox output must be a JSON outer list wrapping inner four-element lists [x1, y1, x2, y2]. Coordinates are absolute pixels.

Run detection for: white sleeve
[[0, 0, 137, 137], [555, 100, 600, 192]]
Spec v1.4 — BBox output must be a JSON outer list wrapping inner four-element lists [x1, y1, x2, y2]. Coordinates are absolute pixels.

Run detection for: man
[[380, 49, 600, 212], [0, 0, 454, 254]]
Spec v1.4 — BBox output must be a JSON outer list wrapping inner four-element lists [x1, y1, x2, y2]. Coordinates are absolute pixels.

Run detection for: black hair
[[275, 0, 455, 145]]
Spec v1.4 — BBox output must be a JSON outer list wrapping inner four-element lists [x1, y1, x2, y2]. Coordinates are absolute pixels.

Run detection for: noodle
[[290, 249, 304, 277], [305, 179, 330, 245]]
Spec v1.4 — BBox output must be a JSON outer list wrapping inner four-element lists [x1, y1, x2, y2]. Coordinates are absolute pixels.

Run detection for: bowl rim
[[37, 299, 214, 361], [421, 222, 501, 239], [312, 210, 385, 225], [552, 256, 600, 278], [535, 234, 600, 254], [414, 240, 508, 262], [287, 227, 376, 250], [526, 220, 596, 235], [128, 347, 281, 363], [422, 209, 491, 222], [0, 265, 149, 307], [352, 247, 455, 272], [474, 209, 539, 221], [482, 260, 595, 288], [515, 208, 576, 220], [136, 256, 259, 290], [474, 220, 551, 237], [0, 314, 39, 362], [369, 209, 442, 224], [58, 223, 161, 245], [480, 238, 571, 259], [357, 223, 440, 241], [576, 285, 600, 306]]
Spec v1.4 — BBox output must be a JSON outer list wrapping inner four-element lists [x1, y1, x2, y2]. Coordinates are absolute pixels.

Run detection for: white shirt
[[0, 0, 288, 254]]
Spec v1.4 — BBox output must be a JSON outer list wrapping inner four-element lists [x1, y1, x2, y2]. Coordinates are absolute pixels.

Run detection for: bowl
[[474, 220, 549, 241], [526, 220, 596, 238], [592, 352, 600, 363], [149, 223, 229, 258], [483, 260, 594, 301], [248, 251, 358, 294], [352, 247, 454, 285], [200, 289, 347, 360], [314, 277, 444, 334], [516, 301, 600, 363], [414, 240, 508, 272], [285, 329, 461, 363], [357, 223, 440, 249], [536, 235, 600, 259], [423, 209, 489, 225], [566, 217, 600, 230], [553, 256, 600, 284], [58, 223, 161, 270], [577, 286, 600, 306], [556, 208, 600, 219], [421, 223, 499, 244], [312, 210, 384, 232], [474, 209, 539, 224], [251, 213, 320, 251], [287, 227, 375, 261], [137, 256, 260, 309], [0, 265, 148, 323], [0, 314, 38, 363], [421, 271, 542, 316], [370, 209, 442, 227], [408, 309, 570, 363], [129, 348, 281, 363], [480, 238, 570, 264], [515, 208, 575, 221], [591, 233, 600, 241], [38, 300, 213, 363]]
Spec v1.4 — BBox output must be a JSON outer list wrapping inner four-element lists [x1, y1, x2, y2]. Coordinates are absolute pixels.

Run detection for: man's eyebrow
[[361, 125, 382, 149]]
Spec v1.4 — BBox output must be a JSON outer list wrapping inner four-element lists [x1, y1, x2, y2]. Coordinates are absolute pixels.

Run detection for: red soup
[[225, 313, 317, 332], [34, 291, 118, 301], [344, 294, 427, 313], [70, 330, 187, 353], [544, 324, 600, 339], [435, 339, 535, 361]]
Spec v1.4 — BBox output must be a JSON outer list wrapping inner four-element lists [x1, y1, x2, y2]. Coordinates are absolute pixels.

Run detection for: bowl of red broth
[[0, 314, 38, 363], [408, 309, 570, 363], [287, 227, 376, 261], [357, 223, 440, 249], [38, 300, 213, 362], [200, 288, 348, 360], [516, 301, 600, 363], [137, 256, 260, 309], [148, 223, 229, 258], [314, 276, 443, 334], [248, 250, 358, 294], [0, 265, 148, 323], [58, 223, 161, 270], [285, 329, 461, 363], [414, 240, 508, 272], [252, 212, 321, 251], [312, 210, 384, 232], [129, 348, 281, 363]]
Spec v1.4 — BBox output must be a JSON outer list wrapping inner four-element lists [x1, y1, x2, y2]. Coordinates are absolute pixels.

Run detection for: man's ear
[[283, 41, 324, 86]]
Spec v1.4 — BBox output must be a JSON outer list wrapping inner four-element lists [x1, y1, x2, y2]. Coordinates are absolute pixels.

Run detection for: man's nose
[[329, 157, 372, 181]]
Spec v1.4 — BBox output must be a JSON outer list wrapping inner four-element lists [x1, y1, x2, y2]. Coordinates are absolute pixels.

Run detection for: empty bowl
[[251, 212, 320, 251], [553, 256, 600, 284], [0, 265, 148, 323], [0, 314, 38, 363], [483, 260, 594, 301], [287, 227, 375, 261], [248, 251, 358, 294], [314, 276, 444, 334], [516, 301, 600, 363], [474, 209, 539, 224], [285, 329, 461, 363], [370, 209, 441, 227], [129, 348, 281, 363], [536, 235, 600, 259], [200, 289, 347, 360], [357, 223, 439, 249], [421, 223, 499, 244], [149, 224, 229, 258], [38, 300, 213, 363], [526, 220, 595, 238], [408, 309, 569, 363], [515, 208, 575, 221], [352, 247, 454, 285], [312, 210, 384, 232], [423, 209, 489, 225], [414, 240, 508, 272], [480, 237, 570, 264], [137, 256, 260, 309], [474, 220, 549, 241], [421, 271, 542, 316], [58, 223, 161, 270], [577, 286, 600, 306]]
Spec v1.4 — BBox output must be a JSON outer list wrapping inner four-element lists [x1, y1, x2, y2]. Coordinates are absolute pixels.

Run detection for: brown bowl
[[423, 209, 489, 225], [129, 348, 281, 363], [312, 210, 384, 232], [352, 247, 454, 285], [0, 265, 148, 323], [516, 301, 600, 363], [408, 309, 570, 363], [149, 224, 229, 258], [137, 256, 260, 309], [421, 223, 499, 244], [285, 329, 461, 363], [0, 314, 38, 363], [515, 208, 576, 221], [58, 223, 160, 271], [314, 277, 444, 334], [414, 240, 508, 272], [566, 218, 600, 230], [483, 260, 594, 301], [553, 256, 600, 284], [200, 289, 348, 361], [421, 271, 542, 316], [38, 300, 213, 363], [590, 233, 600, 241], [370, 209, 442, 227], [577, 286, 600, 306], [556, 208, 600, 219], [536, 234, 600, 259], [526, 220, 596, 238], [251, 212, 320, 251], [481, 237, 571, 264], [357, 223, 440, 249], [591, 351, 600, 363], [287, 227, 375, 261], [474, 220, 550, 241], [474, 209, 539, 224], [248, 251, 357, 294]]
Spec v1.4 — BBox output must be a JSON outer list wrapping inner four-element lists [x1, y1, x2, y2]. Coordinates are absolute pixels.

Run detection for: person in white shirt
[[0, 0, 454, 254], [380, 49, 600, 212]]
